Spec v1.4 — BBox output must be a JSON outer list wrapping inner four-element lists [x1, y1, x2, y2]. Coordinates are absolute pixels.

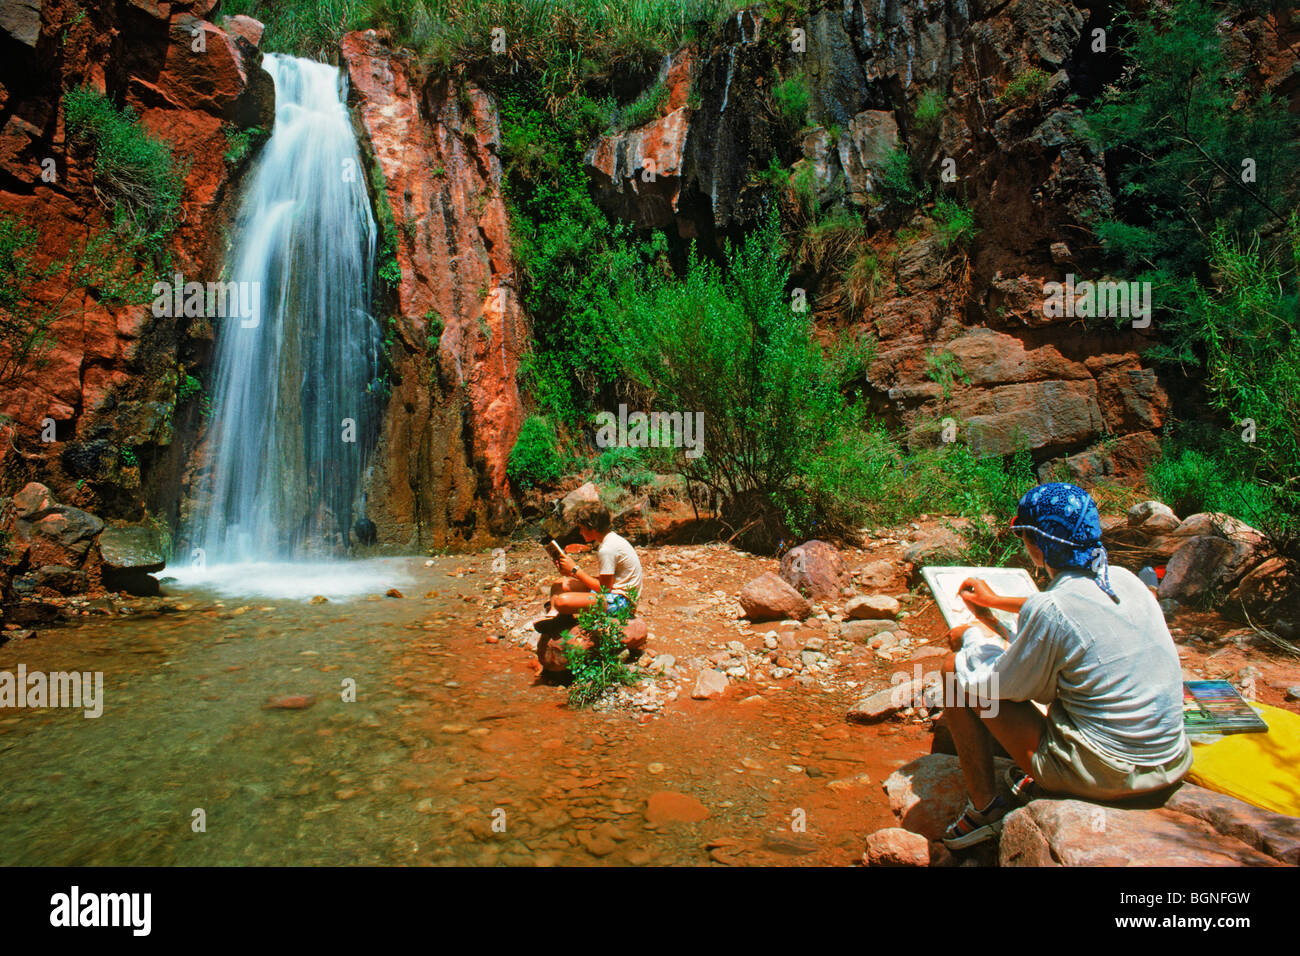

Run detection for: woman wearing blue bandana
[[938, 482, 1192, 851]]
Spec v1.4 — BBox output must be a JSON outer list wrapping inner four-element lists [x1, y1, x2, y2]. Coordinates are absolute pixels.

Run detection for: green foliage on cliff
[[998, 67, 1051, 108], [221, 0, 365, 59], [0, 216, 58, 388], [64, 88, 186, 253], [230, 0, 740, 83], [770, 72, 811, 130], [1084, 0, 1299, 573], [507, 415, 566, 489], [367, 162, 402, 292], [498, 82, 664, 423], [223, 124, 269, 166], [616, 81, 669, 129]]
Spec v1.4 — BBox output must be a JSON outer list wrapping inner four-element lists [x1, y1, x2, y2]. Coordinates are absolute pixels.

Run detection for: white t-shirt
[[597, 532, 643, 601], [959, 566, 1188, 766]]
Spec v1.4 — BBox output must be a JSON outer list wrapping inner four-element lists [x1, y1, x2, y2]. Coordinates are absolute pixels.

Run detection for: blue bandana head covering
[[1012, 482, 1117, 601]]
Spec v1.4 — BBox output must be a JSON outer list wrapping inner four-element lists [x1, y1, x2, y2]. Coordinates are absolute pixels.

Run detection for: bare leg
[[547, 576, 590, 614], [552, 590, 598, 615], [941, 652, 1047, 807]]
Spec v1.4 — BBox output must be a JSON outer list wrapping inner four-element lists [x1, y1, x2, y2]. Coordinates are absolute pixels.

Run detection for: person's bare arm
[[959, 577, 1027, 614], [555, 554, 612, 593]]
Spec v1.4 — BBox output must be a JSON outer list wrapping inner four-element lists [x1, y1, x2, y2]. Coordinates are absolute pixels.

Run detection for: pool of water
[[0, 553, 917, 866]]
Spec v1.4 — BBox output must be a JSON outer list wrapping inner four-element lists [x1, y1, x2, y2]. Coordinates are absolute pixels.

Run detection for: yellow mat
[[1188, 701, 1300, 817]]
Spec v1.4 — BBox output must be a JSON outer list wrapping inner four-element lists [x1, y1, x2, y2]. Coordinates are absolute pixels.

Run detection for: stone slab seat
[[536, 616, 649, 673], [885, 754, 1300, 866]]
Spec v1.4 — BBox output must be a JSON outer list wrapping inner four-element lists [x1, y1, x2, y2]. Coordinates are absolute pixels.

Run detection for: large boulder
[[549, 482, 603, 542], [883, 754, 1014, 842], [98, 524, 167, 595], [738, 572, 811, 622], [1228, 556, 1296, 619], [999, 795, 1287, 867], [536, 617, 648, 673], [1158, 535, 1255, 604], [7, 483, 104, 570], [778, 539, 848, 601], [887, 755, 1298, 865]]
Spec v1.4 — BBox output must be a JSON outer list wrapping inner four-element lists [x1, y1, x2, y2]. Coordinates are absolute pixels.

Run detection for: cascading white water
[[187, 55, 384, 565]]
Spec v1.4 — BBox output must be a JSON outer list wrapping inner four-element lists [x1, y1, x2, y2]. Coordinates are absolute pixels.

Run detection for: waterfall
[[188, 55, 383, 563]]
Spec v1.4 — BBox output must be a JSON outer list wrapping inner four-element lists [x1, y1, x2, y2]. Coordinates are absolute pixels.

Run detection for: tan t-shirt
[[597, 531, 643, 600]]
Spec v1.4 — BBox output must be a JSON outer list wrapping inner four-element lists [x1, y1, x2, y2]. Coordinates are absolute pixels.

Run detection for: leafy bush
[[614, 214, 875, 548], [879, 146, 922, 208], [932, 197, 977, 251], [64, 88, 185, 244], [223, 125, 269, 166], [1083, 0, 1297, 358], [771, 72, 811, 130], [915, 88, 944, 128], [563, 588, 641, 707], [0, 215, 58, 387], [507, 415, 565, 489], [618, 81, 668, 129], [999, 67, 1052, 107]]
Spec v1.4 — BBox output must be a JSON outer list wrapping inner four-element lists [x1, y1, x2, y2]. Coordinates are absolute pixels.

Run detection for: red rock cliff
[[341, 29, 525, 547], [0, 0, 272, 526]]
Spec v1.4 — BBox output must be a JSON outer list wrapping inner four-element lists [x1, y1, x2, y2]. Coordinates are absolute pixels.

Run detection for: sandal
[[942, 794, 1011, 850], [1005, 764, 1041, 804]]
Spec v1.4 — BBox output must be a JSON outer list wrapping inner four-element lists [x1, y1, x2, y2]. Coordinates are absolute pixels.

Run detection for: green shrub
[[563, 587, 641, 707], [223, 125, 268, 166], [999, 67, 1052, 107], [178, 373, 203, 403], [507, 415, 565, 489], [0, 215, 58, 387], [771, 72, 811, 130], [879, 146, 922, 208], [64, 87, 185, 243], [924, 348, 971, 401], [1149, 437, 1283, 533], [932, 197, 977, 250], [614, 214, 872, 548], [915, 89, 944, 128], [618, 81, 669, 129]]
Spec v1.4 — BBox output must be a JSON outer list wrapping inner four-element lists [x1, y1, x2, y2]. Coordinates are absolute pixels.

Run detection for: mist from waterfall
[[187, 54, 384, 565]]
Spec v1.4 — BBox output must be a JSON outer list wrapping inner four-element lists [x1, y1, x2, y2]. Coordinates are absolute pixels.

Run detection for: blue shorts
[[604, 592, 632, 615]]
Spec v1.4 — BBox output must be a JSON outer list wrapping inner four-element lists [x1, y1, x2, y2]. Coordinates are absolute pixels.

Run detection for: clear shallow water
[[0, 553, 912, 866], [164, 559, 415, 601]]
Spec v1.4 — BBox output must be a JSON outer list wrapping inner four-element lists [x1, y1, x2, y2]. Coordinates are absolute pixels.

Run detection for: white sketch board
[[921, 565, 1040, 636]]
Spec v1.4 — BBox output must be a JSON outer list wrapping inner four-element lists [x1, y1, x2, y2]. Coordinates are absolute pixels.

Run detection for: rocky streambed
[[2, 517, 1297, 866]]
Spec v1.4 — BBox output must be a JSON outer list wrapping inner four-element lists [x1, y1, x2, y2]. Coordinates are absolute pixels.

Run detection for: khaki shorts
[[1030, 705, 1192, 802]]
